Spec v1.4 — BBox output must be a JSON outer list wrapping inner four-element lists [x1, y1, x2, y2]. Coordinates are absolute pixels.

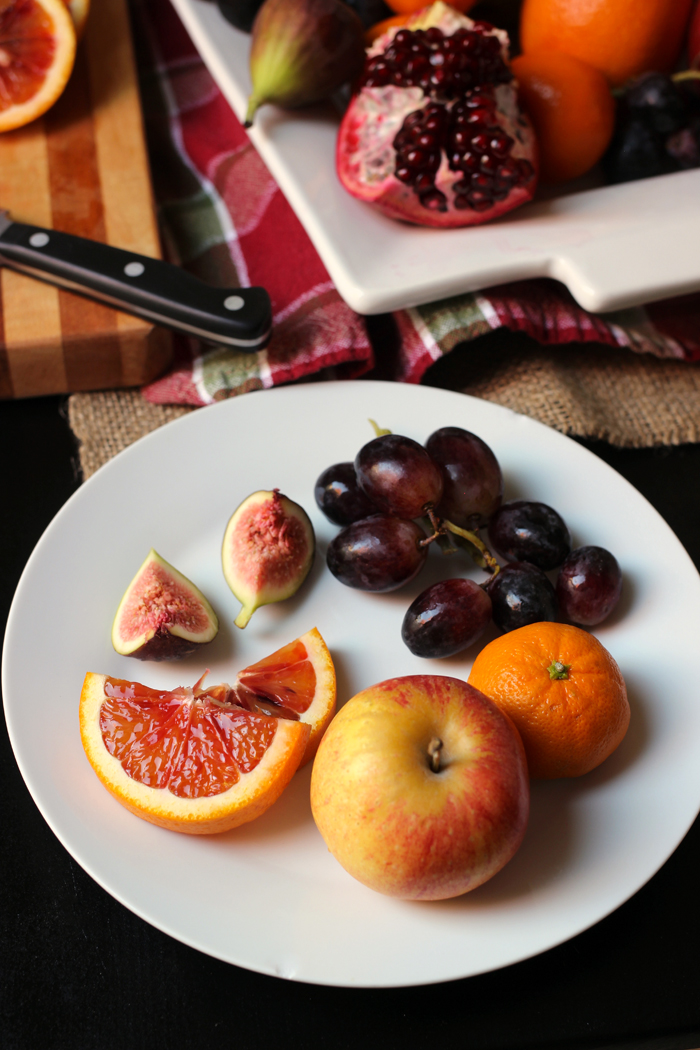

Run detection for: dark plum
[[485, 561, 558, 633], [314, 462, 377, 525], [401, 578, 492, 658], [326, 514, 428, 592], [488, 499, 570, 571], [355, 434, 443, 520], [556, 545, 622, 626], [425, 426, 504, 530]]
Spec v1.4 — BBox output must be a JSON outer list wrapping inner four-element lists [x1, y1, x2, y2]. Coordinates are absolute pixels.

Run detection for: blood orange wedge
[[0, 0, 76, 133], [80, 670, 310, 834], [237, 627, 336, 765]]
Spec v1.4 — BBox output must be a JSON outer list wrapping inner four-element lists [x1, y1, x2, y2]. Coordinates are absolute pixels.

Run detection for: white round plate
[[4, 382, 700, 988]]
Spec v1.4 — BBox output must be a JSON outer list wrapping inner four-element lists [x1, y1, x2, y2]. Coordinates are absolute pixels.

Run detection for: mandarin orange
[[468, 622, 630, 779], [520, 0, 694, 88], [511, 51, 615, 183]]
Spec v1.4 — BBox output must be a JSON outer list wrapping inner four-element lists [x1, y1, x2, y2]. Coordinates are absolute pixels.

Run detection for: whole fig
[[222, 489, 315, 627], [245, 0, 366, 126]]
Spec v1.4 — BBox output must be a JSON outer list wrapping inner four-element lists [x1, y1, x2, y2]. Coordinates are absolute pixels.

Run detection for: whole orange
[[511, 51, 615, 183], [468, 622, 630, 779], [520, 0, 694, 88], [384, 0, 477, 17]]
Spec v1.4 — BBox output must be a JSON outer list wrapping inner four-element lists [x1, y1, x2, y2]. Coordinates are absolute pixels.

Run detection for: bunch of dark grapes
[[602, 71, 700, 185], [315, 426, 623, 659]]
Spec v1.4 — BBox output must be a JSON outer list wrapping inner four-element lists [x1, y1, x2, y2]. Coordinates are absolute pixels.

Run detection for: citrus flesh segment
[[0, 0, 76, 132], [80, 671, 310, 834], [237, 627, 336, 764]]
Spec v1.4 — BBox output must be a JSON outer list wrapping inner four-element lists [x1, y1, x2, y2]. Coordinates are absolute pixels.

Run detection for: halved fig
[[112, 550, 219, 660], [222, 489, 315, 628]]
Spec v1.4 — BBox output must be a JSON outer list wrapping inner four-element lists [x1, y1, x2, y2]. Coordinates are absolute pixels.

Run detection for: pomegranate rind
[[336, 1, 538, 227], [79, 672, 310, 834], [238, 626, 337, 764], [222, 490, 315, 629], [111, 549, 219, 660], [0, 0, 77, 133]]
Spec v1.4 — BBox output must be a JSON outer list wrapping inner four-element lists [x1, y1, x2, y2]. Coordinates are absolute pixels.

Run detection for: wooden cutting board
[[0, 0, 172, 399]]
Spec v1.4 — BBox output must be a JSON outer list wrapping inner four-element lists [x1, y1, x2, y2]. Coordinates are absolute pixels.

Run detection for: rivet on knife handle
[[0, 215, 272, 350]]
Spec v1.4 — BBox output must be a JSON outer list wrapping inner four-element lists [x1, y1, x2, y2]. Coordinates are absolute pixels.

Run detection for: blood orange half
[[79, 628, 336, 833], [0, 0, 76, 133]]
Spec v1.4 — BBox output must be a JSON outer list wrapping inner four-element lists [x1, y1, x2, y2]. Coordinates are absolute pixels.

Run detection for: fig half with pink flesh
[[111, 550, 219, 660], [222, 489, 315, 628]]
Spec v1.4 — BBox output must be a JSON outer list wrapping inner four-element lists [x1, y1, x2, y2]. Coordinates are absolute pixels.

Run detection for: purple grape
[[314, 462, 377, 526], [401, 578, 492, 658], [425, 426, 503, 529], [484, 562, 558, 633], [556, 546, 622, 626], [488, 500, 571, 571], [355, 434, 443, 520], [326, 514, 428, 592]]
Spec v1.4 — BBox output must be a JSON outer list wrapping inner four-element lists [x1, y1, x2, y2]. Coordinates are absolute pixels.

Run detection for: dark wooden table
[[2, 393, 699, 1050]]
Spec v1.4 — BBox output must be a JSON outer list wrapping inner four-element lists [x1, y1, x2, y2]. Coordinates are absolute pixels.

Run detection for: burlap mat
[[68, 335, 700, 480]]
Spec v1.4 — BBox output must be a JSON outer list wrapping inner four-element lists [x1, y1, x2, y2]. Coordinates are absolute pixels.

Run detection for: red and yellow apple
[[310, 675, 529, 900]]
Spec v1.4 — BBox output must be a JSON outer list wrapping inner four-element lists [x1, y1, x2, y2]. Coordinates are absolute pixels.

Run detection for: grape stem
[[418, 506, 444, 547], [442, 519, 500, 575]]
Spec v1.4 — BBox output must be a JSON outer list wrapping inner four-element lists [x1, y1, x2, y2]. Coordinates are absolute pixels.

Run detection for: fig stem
[[442, 519, 500, 575], [427, 737, 443, 773]]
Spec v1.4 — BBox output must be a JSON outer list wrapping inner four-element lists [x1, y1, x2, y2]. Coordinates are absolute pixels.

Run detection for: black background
[[2, 392, 699, 1050]]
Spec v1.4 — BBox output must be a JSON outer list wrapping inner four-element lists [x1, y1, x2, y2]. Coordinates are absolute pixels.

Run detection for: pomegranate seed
[[420, 189, 448, 211], [470, 132, 492, 153], [480, 153, 500, 174], [467, 190, 494, 211]]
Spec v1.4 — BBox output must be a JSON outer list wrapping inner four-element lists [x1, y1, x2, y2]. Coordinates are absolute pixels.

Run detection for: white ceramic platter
[[4, 382, 700, 987], [169, 0, 700, 315]]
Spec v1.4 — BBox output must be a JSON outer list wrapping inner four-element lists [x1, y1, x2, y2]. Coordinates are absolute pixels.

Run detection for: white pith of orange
[[0, 0, 77, 133], [79, 672, 310, 835]]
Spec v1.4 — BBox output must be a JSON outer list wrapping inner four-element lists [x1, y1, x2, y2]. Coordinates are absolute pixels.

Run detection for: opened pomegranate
[[336, 2, 538, 227]]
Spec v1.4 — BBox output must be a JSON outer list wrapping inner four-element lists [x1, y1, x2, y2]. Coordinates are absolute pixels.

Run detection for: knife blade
[[0, 210, 272, 351]]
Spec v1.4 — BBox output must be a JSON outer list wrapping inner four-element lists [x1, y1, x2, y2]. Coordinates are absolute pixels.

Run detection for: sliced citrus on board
[[79, 628, 336, 832], [0, 0, 76, 133], [237, 627, 336, 764]]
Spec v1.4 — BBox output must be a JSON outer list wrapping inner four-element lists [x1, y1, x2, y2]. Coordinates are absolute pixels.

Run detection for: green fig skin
[[245, 0, 366, 126]]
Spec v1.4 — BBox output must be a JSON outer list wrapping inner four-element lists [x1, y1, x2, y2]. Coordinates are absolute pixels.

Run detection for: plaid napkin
[[134, 0, 700, 407]]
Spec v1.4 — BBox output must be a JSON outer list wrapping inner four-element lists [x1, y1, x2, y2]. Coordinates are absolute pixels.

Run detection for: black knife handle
[[0, 222, 272, 350]]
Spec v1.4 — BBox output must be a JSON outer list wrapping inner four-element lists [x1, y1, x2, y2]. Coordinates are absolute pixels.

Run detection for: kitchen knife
[[0, 210, 272, 350]]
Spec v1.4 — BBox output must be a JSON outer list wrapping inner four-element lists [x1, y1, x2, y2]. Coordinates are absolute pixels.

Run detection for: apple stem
[[427, 737, 443, 773]]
